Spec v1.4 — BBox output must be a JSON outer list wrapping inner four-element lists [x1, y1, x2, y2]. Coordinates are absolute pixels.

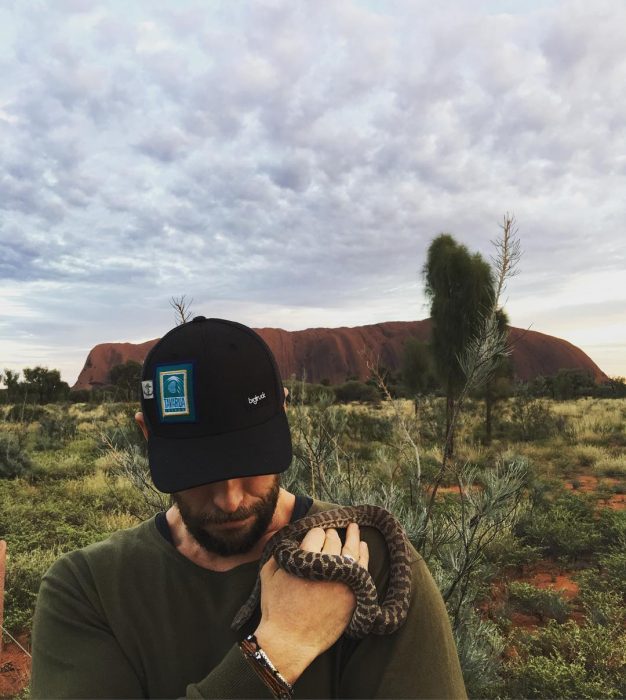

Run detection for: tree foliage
[[109, 360, 142, 401], [423, 234, 496, 453], [401, 340, 437, 397], [1, 367, 69, 404]]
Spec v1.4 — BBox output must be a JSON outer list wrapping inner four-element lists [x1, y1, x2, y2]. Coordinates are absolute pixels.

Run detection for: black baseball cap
[[139, 317, 292, 493]]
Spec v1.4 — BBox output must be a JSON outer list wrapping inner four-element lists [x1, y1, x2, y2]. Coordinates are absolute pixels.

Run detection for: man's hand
[[254, 523, 369, 685]]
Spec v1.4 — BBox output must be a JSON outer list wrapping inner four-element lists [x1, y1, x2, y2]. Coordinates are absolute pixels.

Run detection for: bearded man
[[30, 317, 466, 698]]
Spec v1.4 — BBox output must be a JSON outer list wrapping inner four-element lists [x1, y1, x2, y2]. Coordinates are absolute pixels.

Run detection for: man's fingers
[[358, 541, 369, 570], [321, 528, 341, 555], [261, 557, 278, 578], [300, 527, 326, 552], [343, 523, 360, 561], [299, 524, 367, 569]]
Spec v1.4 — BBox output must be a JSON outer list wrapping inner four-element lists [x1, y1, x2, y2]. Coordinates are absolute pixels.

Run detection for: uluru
[[72, 320, 608, 391]]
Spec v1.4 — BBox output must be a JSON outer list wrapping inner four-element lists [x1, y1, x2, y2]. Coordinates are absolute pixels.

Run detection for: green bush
[[508, 582, 569, 622], [452, 608, 505, 699], [334, 381, 380, 403], [344, 411, 394, 443], [507, 615, 626, 698], [33, 413, 78, 451], [507, 652, 619, 699], [5, 404, 45, 423], [504, 395, 560, 441], [3, 548, 60, 634], [597, 551, 626, 596], [0, 431, 33, 478], [516, 492, 602, 561], [283, 380, 335, 405], [483, 533, 544, 570]]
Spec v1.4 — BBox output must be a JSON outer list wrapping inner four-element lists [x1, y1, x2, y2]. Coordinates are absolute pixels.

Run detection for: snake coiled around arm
[[231, 504, 412, 639]]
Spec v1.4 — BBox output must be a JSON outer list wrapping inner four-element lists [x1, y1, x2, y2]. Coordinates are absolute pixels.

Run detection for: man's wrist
[[253, 623, 316, 686]]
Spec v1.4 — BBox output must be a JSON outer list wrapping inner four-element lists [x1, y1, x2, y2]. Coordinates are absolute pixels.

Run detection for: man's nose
[[212, 478, 246, 514]]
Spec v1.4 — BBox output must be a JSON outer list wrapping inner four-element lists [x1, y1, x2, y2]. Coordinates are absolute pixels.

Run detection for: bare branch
[[491, 212, 522, 307], [169, 295, 193, 326]]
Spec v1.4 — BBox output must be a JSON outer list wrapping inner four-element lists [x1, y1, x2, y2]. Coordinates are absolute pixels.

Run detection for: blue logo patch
[[156, 363, 196, 422]]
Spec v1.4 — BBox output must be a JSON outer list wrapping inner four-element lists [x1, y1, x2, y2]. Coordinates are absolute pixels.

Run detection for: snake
[[231, 504, 412, 639]]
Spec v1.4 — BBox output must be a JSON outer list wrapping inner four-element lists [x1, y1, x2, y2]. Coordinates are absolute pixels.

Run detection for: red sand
[[0, 639, 30, 699]]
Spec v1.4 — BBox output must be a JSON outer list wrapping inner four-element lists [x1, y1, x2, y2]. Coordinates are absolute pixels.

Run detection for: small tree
[[2, 369, 21, 403], [472, 309, 513, 444], [401, 339, 438, 410], [22, 367, 69, 403], [423, 236, 496, 458], [109, 361, 143, 401]]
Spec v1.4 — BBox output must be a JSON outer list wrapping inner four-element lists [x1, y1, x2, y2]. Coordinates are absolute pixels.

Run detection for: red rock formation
[[72, 320, 608, 391]]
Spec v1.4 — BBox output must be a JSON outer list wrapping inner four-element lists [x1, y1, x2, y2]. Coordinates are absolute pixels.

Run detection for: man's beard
[[172, 476, 280, 557]]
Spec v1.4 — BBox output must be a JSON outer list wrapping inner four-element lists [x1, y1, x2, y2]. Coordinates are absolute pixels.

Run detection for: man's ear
[[135, 411, 149, 440], [283, 386, 289, 409]]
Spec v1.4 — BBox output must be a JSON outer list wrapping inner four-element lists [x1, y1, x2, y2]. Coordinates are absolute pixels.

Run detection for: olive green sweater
[[31, 499, 467, 698]]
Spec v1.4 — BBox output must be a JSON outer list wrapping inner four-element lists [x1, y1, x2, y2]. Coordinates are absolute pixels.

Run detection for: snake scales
[[231, 504, 412, 639]]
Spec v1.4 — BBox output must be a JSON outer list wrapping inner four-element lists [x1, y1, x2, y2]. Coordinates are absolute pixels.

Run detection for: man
[[31, 317, 467, 698]]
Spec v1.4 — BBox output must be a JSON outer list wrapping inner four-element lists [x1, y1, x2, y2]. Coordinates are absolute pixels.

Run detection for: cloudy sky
[[1, 0, 625, 385]]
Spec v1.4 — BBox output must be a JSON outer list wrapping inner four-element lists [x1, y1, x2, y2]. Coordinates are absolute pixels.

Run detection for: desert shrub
[[515, 492, 601, 561], [32, 413, 78, 451], [4, 404, 45, 423], [594, 453, 626, 477], [452, 608, 505, 699], [334, 380, 380, 403], [579, 587, 624, 627], [0, 431, 33, 478], [3, 548, 60, 634], [99, 408, 145, 451], [573, 444, 606, 467], [506, 652, 620, 699], [413, 396, 447, 444], [344, 411, 394, 443], [506, 613, 626, 698], [283, 380, 335, 405], [508, 582, 569, 622], [30, 449, 95, 481], [596, 508, 626, 550], [597, 551, 626, 595], [504, 395, 560, 441], [483, 532, 544, 570]]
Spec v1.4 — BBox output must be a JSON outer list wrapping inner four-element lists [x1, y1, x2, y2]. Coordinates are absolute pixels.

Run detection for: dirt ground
[[0, 638, 30, 699]]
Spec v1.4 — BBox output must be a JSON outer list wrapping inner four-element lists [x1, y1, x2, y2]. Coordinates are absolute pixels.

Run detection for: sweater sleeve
[[338, 554, 468, 700], [30, 556, 273, 700], [30, 556, 146, 699]]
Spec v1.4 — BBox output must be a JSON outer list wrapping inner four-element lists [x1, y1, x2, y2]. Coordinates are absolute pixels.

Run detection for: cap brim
[[147, 411, 293, 493]]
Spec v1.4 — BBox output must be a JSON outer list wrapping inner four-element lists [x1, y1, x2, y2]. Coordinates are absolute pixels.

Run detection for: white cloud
[[1, 0, 625, 383]]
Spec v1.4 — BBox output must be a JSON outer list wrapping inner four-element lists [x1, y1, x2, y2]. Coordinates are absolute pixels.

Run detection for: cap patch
[[141, 380, 154, 399], [155, 363, 197, 423]]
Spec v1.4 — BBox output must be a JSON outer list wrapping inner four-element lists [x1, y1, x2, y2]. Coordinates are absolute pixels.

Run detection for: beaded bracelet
[[239, 634, 294, 699]]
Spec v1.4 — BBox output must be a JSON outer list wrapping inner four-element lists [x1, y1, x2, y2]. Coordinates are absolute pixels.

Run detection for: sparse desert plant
[[0, 430, 33, 478], [452, 608, 505, 699], [32, 412, 78, 451], [573, 444, 606, 467], [515, 492, 602, 561], [4, 403, 45, 423], [594, 453, 626, 478], [508, 581, 570, 622], [3, 548, 62, 634], [505, 393, 559, 441]]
